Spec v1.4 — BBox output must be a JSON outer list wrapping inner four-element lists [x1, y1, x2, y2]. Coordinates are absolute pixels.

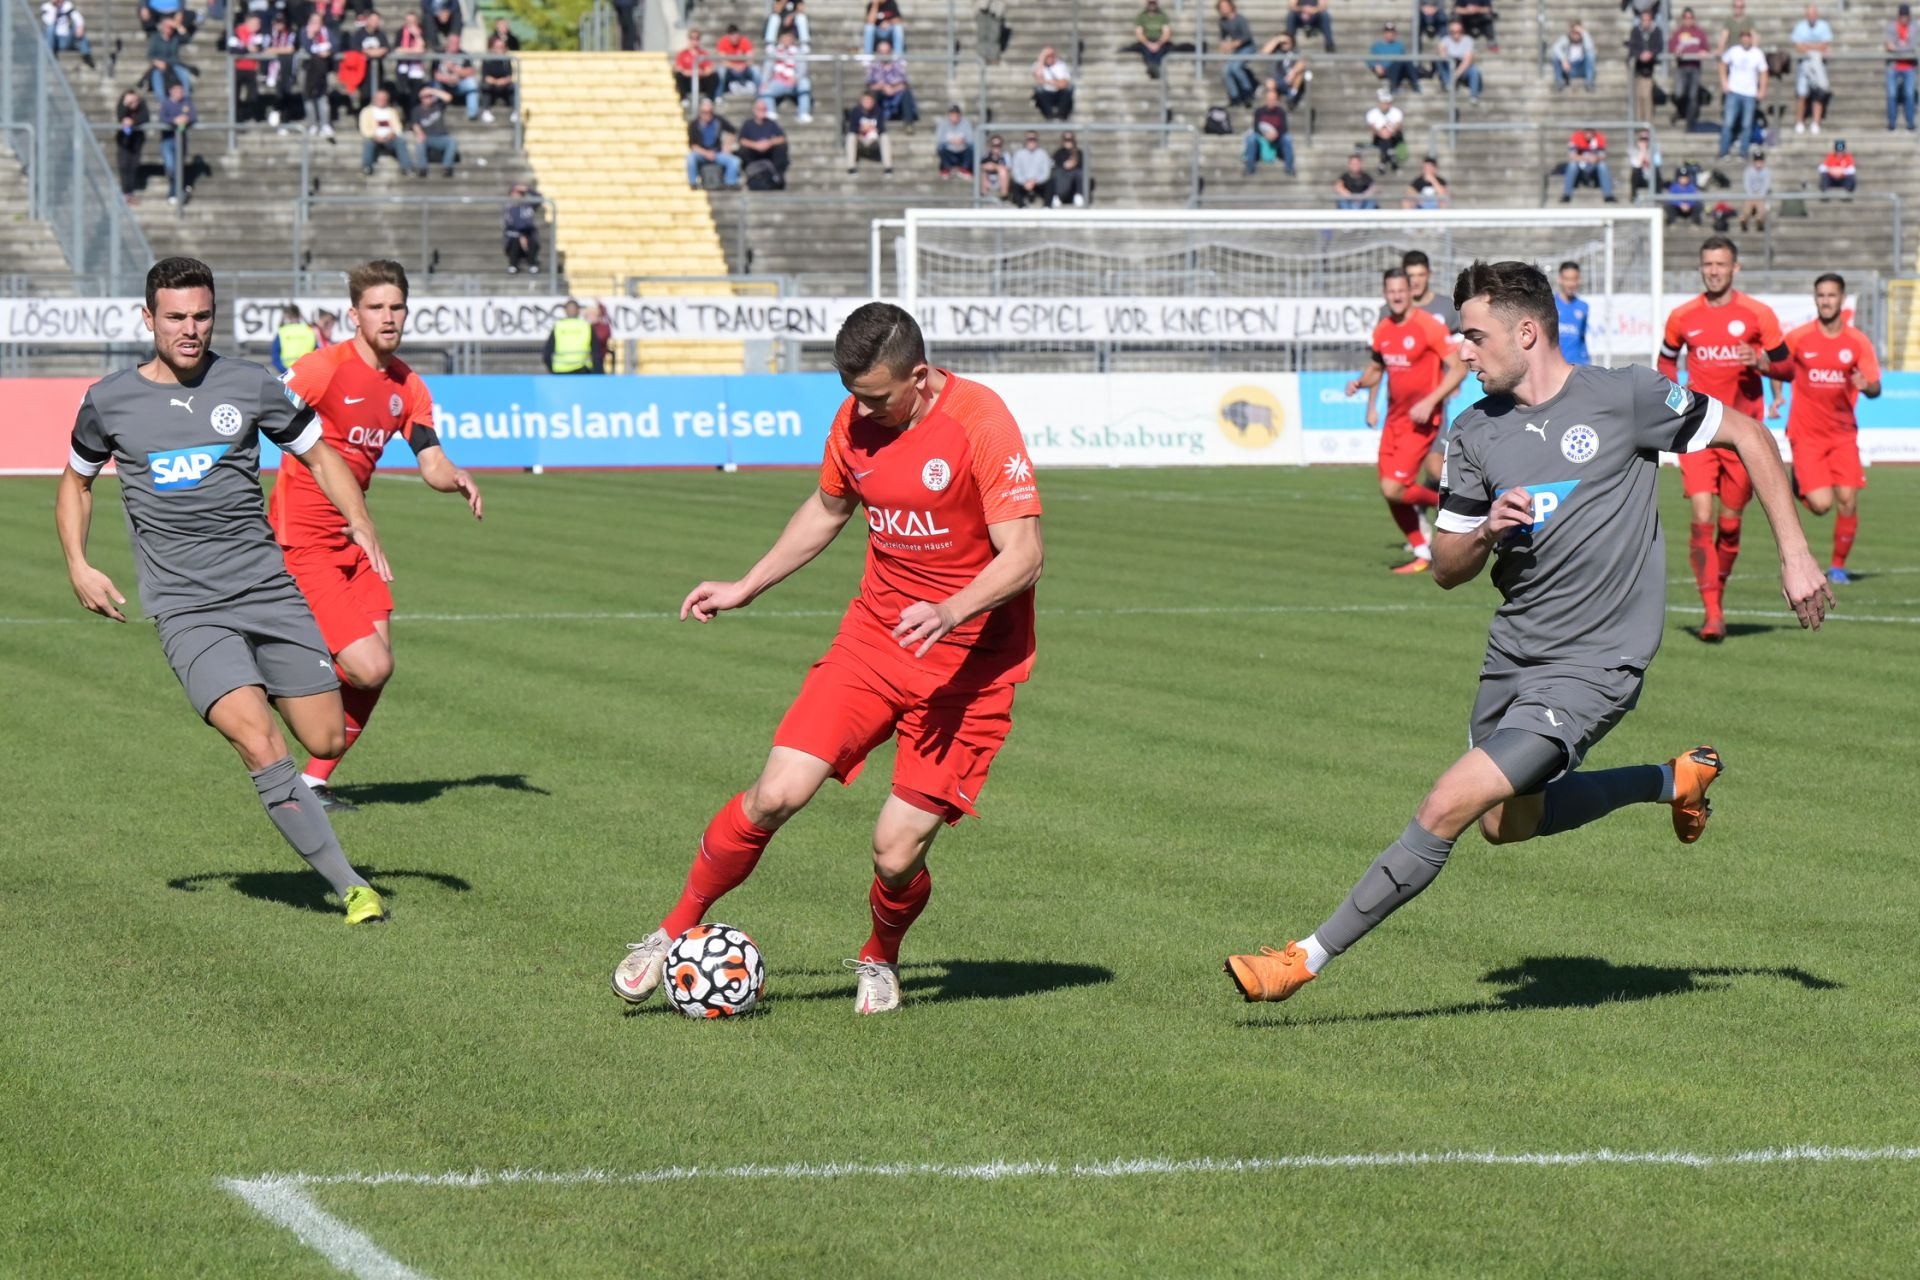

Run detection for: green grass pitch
[[4, 465, 1919, 1278]]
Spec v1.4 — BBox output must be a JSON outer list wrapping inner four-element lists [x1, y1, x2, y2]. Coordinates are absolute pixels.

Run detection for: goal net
[[893, 208, 1665, 412]]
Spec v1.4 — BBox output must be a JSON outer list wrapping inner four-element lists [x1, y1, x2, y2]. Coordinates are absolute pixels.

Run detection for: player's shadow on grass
[[1244, 954, 1840, 1027], [166, 867, 472, 915], [329, 774, 552, 807], [785, 959, 1116, 1005]]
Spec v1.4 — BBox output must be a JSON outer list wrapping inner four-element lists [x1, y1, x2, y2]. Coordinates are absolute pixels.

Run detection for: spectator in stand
[[1241, 82, 1295, 175], [1665, 164, 1704, 224], [979, 132, 1010, 197], [1819, 137, 1856, 190], [229, 13, 267, 124], [114, 87, 148, 204], [315, 310, 339, 347], [1033, 45, 1074, 120], [1218, 0, 1260, 107], [481, 34, 516, 123], [264, 16, 300, 130], [1669, 7, 1711, 128], [148, 14, 193, 99], [546, 300, 594, 374], [43, 1, 96, 68], [863, 0, 906, 54], [1715, 0, 1752, 54], [355, 10, 391, 110], [138, 0, 192, 37], [765, 0, 809, 48], [1131, 0, 1175, 79], [1627, 126, 1662, 197], [1369, 22, 1418, 95], [735, 97, 790, 187], [716, 24, 758, 99], [684, 97, 740, 188], [1551, 19, 1596, 91], [1454, 0, 1497, 48], [866, 39, 918, 129], [1739, 148, 1770, 229], [1286, 0, 1334, 51], [759, 29, 813, 123], [844, 90, 894, 175], [411, 84, 458, 177], [1792, 4, 1831, 134], [1334, 152, 1378, 208], [1008, 130, 1052, 206], [423, 0, 462, 50], [1718, 27, 1767, 158], [271, 305, 318, 375], [1366, 86, 1405, 171], [1561, 126, 1617, 201], [1888, 4, 1919, 131], [491, 17, 520, 51], [1416, 0, 1444, 42], [1403, 155, 1450, 208], [432, 35, 482, 120], [587, 303, 612, 373], [503, 182, 541, 274], [1437, 19, 1482, 104], [1049, 130, 1089, 206], [299, 11, 336, 137], [392, 11, 430, 110], [612, 0, 641, 51], [935, 103, 975, 177], [1626, 8, 1663, 123], [159, 81, 195, 204], [358, 87, 418, 175], [1261, 32, 1309, 106], [675, 29, 720, 107]]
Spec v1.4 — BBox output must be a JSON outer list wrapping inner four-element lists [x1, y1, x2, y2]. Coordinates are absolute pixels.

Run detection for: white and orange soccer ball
[[663, 924, 767, 1019]]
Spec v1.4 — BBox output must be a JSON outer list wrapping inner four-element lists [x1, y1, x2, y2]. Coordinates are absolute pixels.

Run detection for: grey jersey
[[1437, 364, 1724, 672], [68, 354, 322, 619], [1380, 293, 1461, 335]]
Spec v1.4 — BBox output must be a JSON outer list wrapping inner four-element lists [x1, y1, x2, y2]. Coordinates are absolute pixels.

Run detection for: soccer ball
[[663, 924, 767, 1019]]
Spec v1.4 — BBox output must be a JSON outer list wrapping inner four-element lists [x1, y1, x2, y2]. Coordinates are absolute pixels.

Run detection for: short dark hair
[[1558, 260, 1581, 274], [1401, 250, 1431, 271], [282, 303, 303, 321], [145, 256, 215, 311], [1382, 266, 1409, 285], [1452, 259, 1558, 342], [348, 259, 410, 306], [1700, 234, 1739, 261], [1815, 271, 1847, 293], [834, 302, 925, 379]]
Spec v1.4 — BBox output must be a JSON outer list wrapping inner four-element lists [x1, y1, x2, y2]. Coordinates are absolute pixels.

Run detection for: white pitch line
[[222, 1177, 428, 1280]]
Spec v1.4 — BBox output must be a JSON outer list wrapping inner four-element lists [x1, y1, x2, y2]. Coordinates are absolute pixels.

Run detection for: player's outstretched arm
[[682, 486, 857, 622], [1347, 361, 1384, 428], [893, 515, 1044, 657], [1431, 488, 1531, 590], [414, 444, 483, 520], [290, 439, 393, 583], [54, 466, 128, 622], [1710, 407, 1832, 628]]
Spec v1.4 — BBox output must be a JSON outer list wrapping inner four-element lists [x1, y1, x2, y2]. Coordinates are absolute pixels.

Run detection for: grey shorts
[[1468, 663, 1644, 780], [154, 579, 338, 720]]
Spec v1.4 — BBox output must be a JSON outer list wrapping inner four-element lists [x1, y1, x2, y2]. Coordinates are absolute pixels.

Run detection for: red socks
[[659, 793, 776, 938], [304, 676, 382, 783], [860, 868, 932, 964], [1715, 514, 1743, 592], [1689, 521, 1722, 618], [1388, 500, 1427, 550], [1833, 514, 1858, 569], [1402, 484, 1442, 509]]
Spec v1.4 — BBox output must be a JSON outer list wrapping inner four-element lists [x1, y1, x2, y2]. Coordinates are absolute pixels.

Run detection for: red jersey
[[819, 373, 1042, 688], [1369, 308, 1452, 430], [1782, 320, 1879, 438], [1659, 291, 1786, 417], [270, 342, 436, 551]]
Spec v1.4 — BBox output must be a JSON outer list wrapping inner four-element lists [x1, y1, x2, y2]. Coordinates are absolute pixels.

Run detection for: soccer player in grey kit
[[1226, 260, 1832, 1002], [54, 257, 396, 925]]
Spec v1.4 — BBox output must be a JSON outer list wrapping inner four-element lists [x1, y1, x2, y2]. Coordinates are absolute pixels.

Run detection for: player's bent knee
[[1380, 479, 1407, 501], [743, 779, 813, 829], [1804, 492, 1834, 515], [302, 726, 347, 760], [336, 650, 393, 689]]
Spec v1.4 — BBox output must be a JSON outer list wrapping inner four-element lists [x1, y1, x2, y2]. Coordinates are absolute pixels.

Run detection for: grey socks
[[250, 757, 369, 896], [1535, 764, 1670, 837], [1315, 819, 1456, 957]]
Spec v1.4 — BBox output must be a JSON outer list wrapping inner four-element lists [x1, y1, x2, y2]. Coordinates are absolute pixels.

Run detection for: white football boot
[[612, 927, 670, 1003], [847, 959, 903, 1015]]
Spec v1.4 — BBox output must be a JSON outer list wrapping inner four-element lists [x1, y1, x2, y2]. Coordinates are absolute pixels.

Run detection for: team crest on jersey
[[1726, 319, 1747, 338], [1840, 348, 1853, 363], [1560, 424, 1598, 464], [210, 403, 244, 437], [148, 444, 230, 490], [1402, 335, 1416, 350], [921, 458, 952, 491], [388, 392, 404, 417], [1664, 382, 1691, 415]]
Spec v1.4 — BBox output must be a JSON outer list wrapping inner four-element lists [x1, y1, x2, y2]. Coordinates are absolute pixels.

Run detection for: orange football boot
[[1668, 745, 1724, 844], [1224, 942, 1317, 1002]]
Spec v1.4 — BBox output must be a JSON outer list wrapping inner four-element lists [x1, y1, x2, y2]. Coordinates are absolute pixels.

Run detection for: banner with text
[[984, 373, 1305, 468]]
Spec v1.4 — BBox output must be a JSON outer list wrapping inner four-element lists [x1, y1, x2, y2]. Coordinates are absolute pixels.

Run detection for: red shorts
[[283, 543, 393, 655], [1787, 429, 1866, 493], [773, 639, 1017, 826], [1378, 421, 1438, 485], [1679, 448, 1753, 507]]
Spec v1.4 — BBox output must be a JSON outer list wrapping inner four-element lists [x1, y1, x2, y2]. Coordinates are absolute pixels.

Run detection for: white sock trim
[[1299, 933, 1332, 974], [299, 772, 328, 791]]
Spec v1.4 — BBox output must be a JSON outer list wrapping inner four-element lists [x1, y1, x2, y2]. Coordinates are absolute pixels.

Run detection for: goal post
[[894, 207, 1666, 380]]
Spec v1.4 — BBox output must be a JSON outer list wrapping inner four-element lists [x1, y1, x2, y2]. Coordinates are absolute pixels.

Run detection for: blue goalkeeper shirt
[[1557, 293, 1591, 365]]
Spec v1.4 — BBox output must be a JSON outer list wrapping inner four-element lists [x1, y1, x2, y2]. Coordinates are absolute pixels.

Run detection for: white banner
[[983, 373, 1307, 468], [0, 297, 150, 344]]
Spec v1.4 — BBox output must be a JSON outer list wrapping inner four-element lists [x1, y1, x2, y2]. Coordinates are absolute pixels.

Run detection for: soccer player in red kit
[[1658, 236, 1788, 641], [610, 303, 1044, 1016], [1349, 266, 1467, 574], [1770, 271, 1880, 585], [271, 260, 483, 810]]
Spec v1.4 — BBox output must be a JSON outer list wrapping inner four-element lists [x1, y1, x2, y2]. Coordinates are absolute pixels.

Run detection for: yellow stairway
[[516, 52, 744, 374]]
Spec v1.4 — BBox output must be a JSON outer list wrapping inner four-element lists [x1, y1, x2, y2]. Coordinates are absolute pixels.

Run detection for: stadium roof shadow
[[1240, 954, 1841, 1028], [329, 774, 553, 806], [166, 867, 473, 914], [780, 959, 1116, 1005]]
